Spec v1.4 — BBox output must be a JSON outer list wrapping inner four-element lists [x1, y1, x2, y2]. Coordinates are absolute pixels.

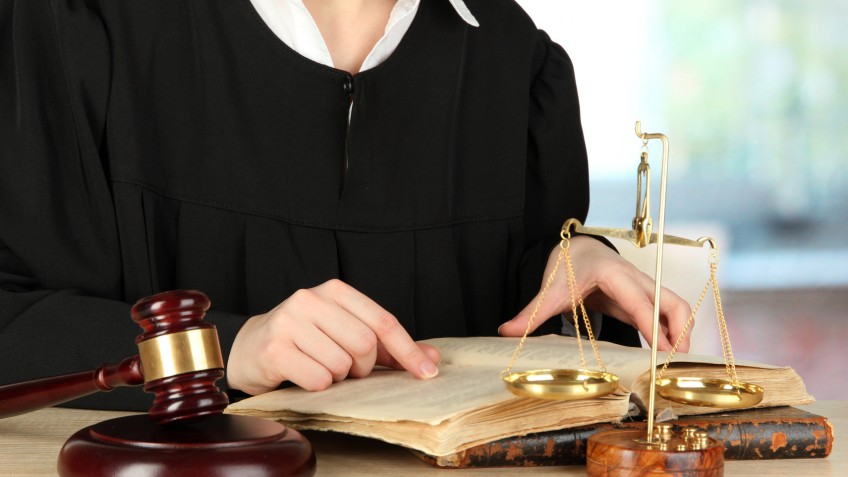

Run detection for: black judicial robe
[[0, 0, 638, 410]]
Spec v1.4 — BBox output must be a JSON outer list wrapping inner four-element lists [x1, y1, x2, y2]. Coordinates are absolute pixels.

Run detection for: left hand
[[498, 236, 692, 352]]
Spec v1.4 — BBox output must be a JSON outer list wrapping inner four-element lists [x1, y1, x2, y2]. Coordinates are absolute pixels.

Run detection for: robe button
[[343, 75, 354, 95]]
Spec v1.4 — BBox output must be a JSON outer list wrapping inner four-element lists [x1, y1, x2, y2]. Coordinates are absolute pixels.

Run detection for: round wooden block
[[586, 429, 724, 477], [58, 414, 315, 477]]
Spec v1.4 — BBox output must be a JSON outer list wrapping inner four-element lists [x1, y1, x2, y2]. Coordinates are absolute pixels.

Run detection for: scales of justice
[[502, 122, 765, 476]]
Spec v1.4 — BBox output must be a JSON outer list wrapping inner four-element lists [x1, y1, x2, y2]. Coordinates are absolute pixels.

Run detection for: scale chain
[[712, 263, 739, 385], [563, 237, 606, 372], [656, 246, 739, 386], [502, 234, 607, 377], [502, 242, 564, 377]]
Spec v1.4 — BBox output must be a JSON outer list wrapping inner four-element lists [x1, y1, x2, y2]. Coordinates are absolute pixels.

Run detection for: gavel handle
[[0, 355, 144, 419]]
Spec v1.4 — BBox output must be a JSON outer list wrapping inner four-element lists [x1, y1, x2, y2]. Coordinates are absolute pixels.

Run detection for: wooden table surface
[[0, 401, 844, 476]]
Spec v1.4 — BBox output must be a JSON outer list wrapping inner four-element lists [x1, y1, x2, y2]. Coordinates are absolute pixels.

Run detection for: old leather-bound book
[[413, 406, 833, 468]]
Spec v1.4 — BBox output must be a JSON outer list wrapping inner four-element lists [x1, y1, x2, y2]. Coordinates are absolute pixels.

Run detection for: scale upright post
[[640, 121, 669, 443], [584, 122, 724, 476]]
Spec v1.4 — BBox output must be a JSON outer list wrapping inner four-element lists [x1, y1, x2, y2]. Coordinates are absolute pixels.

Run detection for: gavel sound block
[[0, 290, 315, 477]]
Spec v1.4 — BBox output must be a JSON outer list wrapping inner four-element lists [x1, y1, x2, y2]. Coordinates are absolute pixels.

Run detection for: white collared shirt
[[249, 0, 479, 72]]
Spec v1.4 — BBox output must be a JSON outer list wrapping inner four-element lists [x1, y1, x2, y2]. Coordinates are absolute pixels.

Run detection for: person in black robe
[[0, 0, 690, 410]]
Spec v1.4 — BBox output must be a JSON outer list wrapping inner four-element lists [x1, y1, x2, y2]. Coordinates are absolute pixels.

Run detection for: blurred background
[[516, 0, 847, 399]]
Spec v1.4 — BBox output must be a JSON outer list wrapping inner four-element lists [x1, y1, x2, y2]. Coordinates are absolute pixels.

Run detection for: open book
[[224, 335, 813, 457]]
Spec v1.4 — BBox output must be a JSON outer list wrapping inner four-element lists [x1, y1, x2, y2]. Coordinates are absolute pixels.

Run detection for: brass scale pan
[[503, 369, 763, 408]]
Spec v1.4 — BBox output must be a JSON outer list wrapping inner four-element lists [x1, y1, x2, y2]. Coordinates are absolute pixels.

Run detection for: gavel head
[[132, 290, 229, 424]]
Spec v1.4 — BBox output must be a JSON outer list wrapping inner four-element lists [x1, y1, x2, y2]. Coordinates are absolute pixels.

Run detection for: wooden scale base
[[58, 414, 315, 477], [586, 429, 724, 477]]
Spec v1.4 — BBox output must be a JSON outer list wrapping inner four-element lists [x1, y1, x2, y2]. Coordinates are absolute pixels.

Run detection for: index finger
[[658, 286, 692, 352], [600, 274, 673, 351], [319, 280, 439, 379]]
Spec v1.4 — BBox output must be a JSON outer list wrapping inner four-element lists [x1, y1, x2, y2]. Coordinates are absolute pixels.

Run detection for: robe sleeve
[[525, 32, 590, 249], [518, 31, 590, 335], [521, 31, 640, 346], [0, 0, 245, 411]]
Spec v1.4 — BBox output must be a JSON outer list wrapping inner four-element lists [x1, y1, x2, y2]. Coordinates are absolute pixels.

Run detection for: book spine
[[417, 413, 833, 468], [687, 415, 834, 460]]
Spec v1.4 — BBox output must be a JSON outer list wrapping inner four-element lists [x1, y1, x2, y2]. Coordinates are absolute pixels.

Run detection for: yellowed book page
[[629, 364, 815, 417], [427, 335, 656, 388], [227, 336, 803, 425], [227, 335, 636, 424], [429, 335, 812, 419], [227, 363, 526, 425], [278, 394, 630, 456], [425, 335, 748, 390]]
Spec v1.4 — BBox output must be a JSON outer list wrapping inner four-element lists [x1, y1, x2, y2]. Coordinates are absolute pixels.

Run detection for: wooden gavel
[[1, 290, 315, 477], [0, 290, 229, 423]]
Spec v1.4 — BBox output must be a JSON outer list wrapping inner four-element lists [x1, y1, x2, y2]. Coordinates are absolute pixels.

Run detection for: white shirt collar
[[250, 0, 479, 72], [447, 0, 480, 27]]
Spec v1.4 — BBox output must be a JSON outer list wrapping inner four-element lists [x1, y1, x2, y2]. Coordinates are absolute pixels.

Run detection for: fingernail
[[420, 361, 439, 379]]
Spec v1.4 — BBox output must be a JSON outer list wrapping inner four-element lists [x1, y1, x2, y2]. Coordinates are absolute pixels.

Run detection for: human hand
[[498, 236, 692, 352], [226, 279, 441, 395]]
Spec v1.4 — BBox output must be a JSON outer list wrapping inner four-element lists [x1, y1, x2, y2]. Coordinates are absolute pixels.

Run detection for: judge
[[0, 0, 690, 410]]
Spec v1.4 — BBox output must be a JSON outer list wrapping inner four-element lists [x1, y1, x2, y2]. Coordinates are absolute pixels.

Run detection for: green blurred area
[[656, 0, 848, 216]]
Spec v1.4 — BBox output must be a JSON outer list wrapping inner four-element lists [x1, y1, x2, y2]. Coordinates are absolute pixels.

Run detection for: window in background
[[517, 0, 848, 289]]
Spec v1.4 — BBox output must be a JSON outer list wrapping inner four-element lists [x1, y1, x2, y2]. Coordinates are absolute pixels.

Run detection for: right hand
[[226, 279, 441, 395], [498, 236, 692, 352]]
